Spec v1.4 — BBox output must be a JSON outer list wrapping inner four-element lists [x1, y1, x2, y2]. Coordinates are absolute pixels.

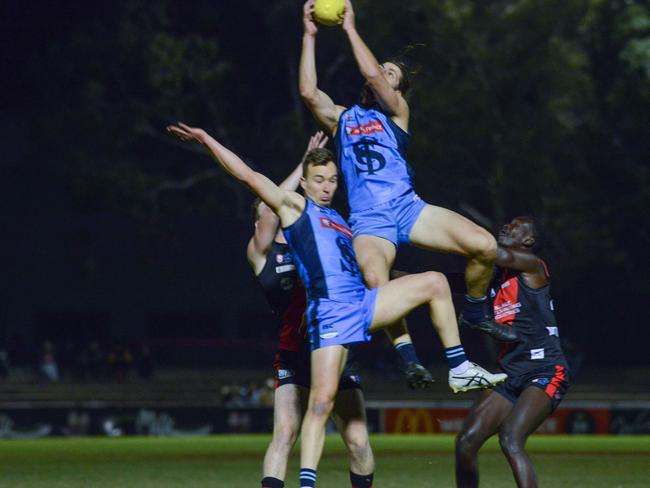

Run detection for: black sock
[[462, 294, 487, 323], [350, 471, 374, 488], [261, 477, 284, 488], [394, 341, 419, 367]]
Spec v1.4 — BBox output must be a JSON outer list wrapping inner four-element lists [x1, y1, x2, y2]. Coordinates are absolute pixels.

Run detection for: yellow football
[[314, 0, 345, 26]]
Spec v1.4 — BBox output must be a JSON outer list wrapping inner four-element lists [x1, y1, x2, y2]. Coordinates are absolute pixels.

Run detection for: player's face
[[380, 62, 403, 91], [498, 217, 533, 248], [302, 161, 338, 207]]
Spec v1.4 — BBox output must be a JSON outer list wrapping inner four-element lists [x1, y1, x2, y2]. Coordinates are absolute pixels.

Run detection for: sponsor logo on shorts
[[546, 326, 559, 337], [320, 332, 339, 339], [347, 375, 361, 384], [277, 369, 294, 379], [532, 377, 550, 386], [530, 348, 545, 360]]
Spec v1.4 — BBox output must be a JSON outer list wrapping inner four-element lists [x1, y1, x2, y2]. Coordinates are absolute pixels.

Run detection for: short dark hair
[[302, 148, 335, 177]]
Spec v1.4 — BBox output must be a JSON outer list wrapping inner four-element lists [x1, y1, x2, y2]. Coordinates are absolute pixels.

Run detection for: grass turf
[[0, 434, 648, 487]]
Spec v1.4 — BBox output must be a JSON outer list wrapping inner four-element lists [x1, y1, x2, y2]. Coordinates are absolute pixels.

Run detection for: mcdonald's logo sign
[[387, 409, 435, 434]]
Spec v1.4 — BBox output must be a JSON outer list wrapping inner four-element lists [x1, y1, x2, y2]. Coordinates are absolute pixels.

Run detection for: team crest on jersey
[[276, 253, 292, 264]]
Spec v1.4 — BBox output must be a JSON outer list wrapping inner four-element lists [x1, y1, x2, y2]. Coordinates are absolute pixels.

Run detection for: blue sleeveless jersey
[[335, 104, 414, 213], [282, 200, 366, 302]]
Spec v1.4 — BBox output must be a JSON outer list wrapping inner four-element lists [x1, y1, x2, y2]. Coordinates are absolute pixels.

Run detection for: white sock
[[450, 360, 470, 375]]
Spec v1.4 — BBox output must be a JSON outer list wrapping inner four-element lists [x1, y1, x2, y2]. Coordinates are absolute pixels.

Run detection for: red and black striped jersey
[[256, 242, 306, 352], [491, 263, 567, 377]]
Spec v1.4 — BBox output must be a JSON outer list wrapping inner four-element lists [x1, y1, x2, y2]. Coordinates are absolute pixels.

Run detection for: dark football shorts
[[272, 346, 362, 391], [494, 364, 569, 411]]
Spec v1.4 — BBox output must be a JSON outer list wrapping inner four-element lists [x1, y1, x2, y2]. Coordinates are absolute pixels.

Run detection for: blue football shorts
[[307, 288, 378, 350], [348, 190, 427, 247]]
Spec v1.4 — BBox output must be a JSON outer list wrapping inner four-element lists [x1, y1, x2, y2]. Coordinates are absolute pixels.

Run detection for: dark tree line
[[3, 0, 649, 364]]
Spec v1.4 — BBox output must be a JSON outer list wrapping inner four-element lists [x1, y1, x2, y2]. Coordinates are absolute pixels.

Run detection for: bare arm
[[247, 131, 329, 271], [167, 123, 304, 225], [496, 246, 548, 287], [299, 0, 346, 134], [341, 0, 409, 123], [279, 131, 328, 191]]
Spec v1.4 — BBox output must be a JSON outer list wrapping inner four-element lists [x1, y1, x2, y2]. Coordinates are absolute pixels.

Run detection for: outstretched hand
[[166, 123, 207, 144], [301, 130, 329, 163], [342, 0, 355, 32], [303, 0, 318, 36], [306, 130, 329, 152]]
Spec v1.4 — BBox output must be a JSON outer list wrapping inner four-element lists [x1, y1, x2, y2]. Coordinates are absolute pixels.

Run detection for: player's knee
[[308, 393, 335, 419], [455, 430, 479, 458], [422, 271, 449, 300], [344, 430, 371, 458], [498, 429, 524, 457], [361, 267, 389, 288], [471, 230, 497, 262], [363, 270, 382, 288], [273, 423, 299, 450]]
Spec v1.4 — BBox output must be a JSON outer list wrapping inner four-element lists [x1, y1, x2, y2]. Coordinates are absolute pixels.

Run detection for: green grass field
[[0, 435, 648, 487]]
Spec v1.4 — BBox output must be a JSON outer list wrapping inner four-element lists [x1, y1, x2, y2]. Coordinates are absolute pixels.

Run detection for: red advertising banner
[[384, 408, 610, 434]]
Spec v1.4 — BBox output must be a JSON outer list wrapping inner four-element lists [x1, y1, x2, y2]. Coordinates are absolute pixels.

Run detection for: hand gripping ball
[[314, 0, 345, 26]]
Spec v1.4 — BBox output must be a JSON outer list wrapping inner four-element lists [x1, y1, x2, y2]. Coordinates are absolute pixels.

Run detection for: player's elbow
[[363, 70, 383, 86], [299, 85, 319, 106]]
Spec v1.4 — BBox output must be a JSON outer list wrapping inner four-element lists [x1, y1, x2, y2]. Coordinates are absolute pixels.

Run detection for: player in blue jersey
[[250, 132, 375, 488], [299, 0, 518, 344], [166, 122, 506, 488]]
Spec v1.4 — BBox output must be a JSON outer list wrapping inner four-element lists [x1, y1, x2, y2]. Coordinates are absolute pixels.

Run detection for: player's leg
[[299, 345, 348, 487], [369, 272, 506, 391], [408, 205, 518, 342], [498, 387, 553, 488], [455, 390, 513, 488], [262, 383, 308, 487], [408, 205, 495, 295], [354, 234, 433, 388], [332, 388, 375, 488]]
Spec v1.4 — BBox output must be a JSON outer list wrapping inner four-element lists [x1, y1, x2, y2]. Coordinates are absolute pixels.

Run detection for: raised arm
[[167, 123, 304, 225], [299, 0, 346, 134], [341, 0, 409, 123], [247, 131, 329, 272], [496, 246, 548, 287]]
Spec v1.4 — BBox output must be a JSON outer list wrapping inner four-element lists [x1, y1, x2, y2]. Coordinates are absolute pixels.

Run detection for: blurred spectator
[[136, 344, 153, 379], [64, 411, 90, 436], [220, 381, 268, 407], [0, 350, 8, 380], [108, 344, 134, 382], [259, 378, 275, 407], [40, 341, 60, 382], [59, 341, 76, 380], [87, 341, 105, 380]]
